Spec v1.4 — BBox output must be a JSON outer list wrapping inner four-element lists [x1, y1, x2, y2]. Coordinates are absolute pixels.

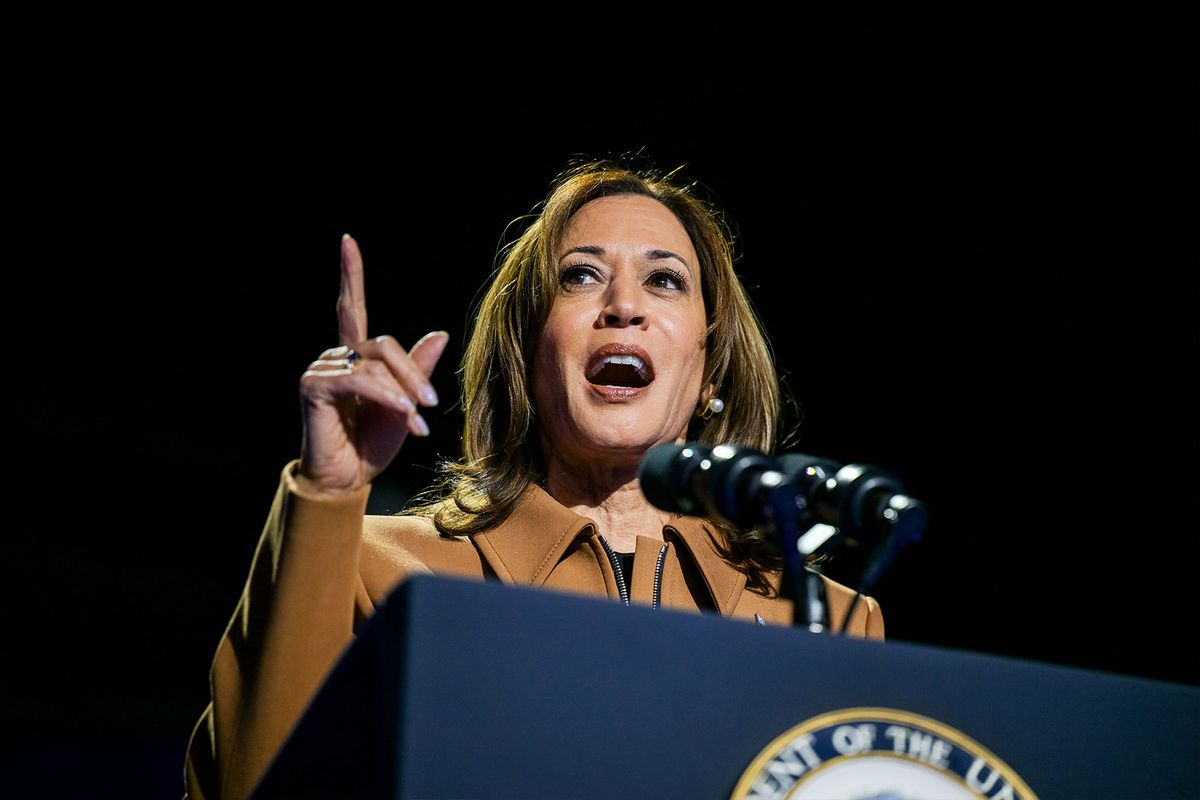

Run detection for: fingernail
[[390, 392, 415, 413], [342, 233, 351, 241], [412, 414, 430, 437], [420, 386, 439, 406]]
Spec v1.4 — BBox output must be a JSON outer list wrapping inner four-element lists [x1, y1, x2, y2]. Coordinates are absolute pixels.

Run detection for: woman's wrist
[[289, 462, 366, 501]]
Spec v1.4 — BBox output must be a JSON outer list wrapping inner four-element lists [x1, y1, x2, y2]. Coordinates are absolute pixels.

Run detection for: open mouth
[[586, 346, 655, 389]]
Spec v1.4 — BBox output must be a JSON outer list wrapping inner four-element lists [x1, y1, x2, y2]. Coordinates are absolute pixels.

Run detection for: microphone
[[638, 442, 792, 529], [639, 441, 823, 630], [640, 441, 926, 633], [777, 453, 927, 598], [639, 442, 926, 557]]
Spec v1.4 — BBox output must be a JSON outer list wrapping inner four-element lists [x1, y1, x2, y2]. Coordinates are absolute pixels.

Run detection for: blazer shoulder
[[363, 510, 449, 541], [819, 573, 886, 641], [360, 511, 484, 586]]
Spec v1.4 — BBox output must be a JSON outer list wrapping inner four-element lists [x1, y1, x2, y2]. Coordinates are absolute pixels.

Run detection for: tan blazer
[[184, 461, 884, 800]]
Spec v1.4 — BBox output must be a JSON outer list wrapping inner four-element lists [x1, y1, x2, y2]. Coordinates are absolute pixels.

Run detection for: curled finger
[[306, 346, 364, 375], [303, 357, 430, 437], [356, 335, 440, 407]]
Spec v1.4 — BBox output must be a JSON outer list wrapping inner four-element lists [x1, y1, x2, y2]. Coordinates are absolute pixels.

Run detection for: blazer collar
[[472, 483, 747, 616], [472, 484, 595, 587]]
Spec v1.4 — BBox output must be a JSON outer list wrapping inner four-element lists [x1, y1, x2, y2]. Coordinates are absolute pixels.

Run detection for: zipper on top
[[598, 535, 668, 609], [598, 535, 632, 606], [651, 543, 668, 610]]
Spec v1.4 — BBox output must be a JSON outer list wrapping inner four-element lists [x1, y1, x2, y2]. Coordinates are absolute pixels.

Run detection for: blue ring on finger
[[345, 349, 362, 366]]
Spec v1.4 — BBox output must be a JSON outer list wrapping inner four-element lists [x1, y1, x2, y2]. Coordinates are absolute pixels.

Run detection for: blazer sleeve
[[184, 460, 373, 800]]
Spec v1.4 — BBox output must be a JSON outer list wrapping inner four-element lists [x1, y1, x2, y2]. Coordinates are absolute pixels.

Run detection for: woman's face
[[533, 194, 708, 470]]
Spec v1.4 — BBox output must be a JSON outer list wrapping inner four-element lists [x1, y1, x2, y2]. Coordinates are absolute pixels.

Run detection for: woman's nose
[[597, 275, 646, 328]]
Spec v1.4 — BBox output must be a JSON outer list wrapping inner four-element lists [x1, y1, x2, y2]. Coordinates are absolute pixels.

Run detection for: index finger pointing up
[[338, 233, 369, 346]]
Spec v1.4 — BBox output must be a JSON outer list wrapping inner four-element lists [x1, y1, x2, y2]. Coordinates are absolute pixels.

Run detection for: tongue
[[590, 362, 649, 388]]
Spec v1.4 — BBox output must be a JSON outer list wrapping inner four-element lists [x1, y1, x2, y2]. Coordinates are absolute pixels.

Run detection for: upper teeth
[[590, 353, 648, 378], [605, 355, 644, 369]]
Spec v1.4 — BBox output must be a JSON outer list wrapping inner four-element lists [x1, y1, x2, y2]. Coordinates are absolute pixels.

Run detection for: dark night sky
[[9, 7, 1198, 797]]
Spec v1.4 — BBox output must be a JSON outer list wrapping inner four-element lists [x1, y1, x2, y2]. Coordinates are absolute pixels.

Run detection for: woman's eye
[[560, 265, 600, 287], [649, 269, 686, 291]]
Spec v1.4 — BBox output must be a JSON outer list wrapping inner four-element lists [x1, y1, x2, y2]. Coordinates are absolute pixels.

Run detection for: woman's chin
[[565, 427, 685, 465], [540, 391, 692, 464]]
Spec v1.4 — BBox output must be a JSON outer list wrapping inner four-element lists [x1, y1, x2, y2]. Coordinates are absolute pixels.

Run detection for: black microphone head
[[777, 453, 843, 489], [638, 442, 712, 516]]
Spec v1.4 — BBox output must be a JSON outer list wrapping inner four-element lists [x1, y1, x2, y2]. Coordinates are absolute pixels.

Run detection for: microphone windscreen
[[637, 443, 710, 516], [777, 454, 842, 490]]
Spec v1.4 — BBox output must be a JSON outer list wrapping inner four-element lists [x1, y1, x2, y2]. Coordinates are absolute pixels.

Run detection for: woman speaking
[[183, 161, 884, 800]]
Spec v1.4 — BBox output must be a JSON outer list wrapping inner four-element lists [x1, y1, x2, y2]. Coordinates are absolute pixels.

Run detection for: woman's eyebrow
[[558, 245, 691, 271], [559, 245, 605, 260], [646, 249, 690, 270]]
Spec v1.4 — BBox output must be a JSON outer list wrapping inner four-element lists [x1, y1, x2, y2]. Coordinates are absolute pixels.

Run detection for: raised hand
[[295, 235, 449, 497]]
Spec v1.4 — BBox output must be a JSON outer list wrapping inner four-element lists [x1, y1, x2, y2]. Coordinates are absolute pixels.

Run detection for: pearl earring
[[696, 396, 725, 420]]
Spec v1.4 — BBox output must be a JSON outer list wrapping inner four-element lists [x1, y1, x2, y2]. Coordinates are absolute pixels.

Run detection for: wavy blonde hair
[[410, 158, 786, 592]]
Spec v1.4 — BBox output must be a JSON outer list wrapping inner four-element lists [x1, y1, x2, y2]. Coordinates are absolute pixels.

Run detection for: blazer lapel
[[664, 517, 747, 616], [473, 484, 750, 616], [473, 484, 596, 587]]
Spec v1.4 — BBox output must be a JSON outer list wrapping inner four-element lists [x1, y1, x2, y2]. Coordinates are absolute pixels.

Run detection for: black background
[[10, 7, 1198, 798]]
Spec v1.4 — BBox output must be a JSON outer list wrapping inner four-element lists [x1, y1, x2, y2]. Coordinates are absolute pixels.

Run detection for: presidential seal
[[731, 707, 1036, 800]]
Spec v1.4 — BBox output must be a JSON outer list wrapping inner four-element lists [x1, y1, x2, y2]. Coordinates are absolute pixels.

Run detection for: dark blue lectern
[[252, 575, 1200, 799]]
